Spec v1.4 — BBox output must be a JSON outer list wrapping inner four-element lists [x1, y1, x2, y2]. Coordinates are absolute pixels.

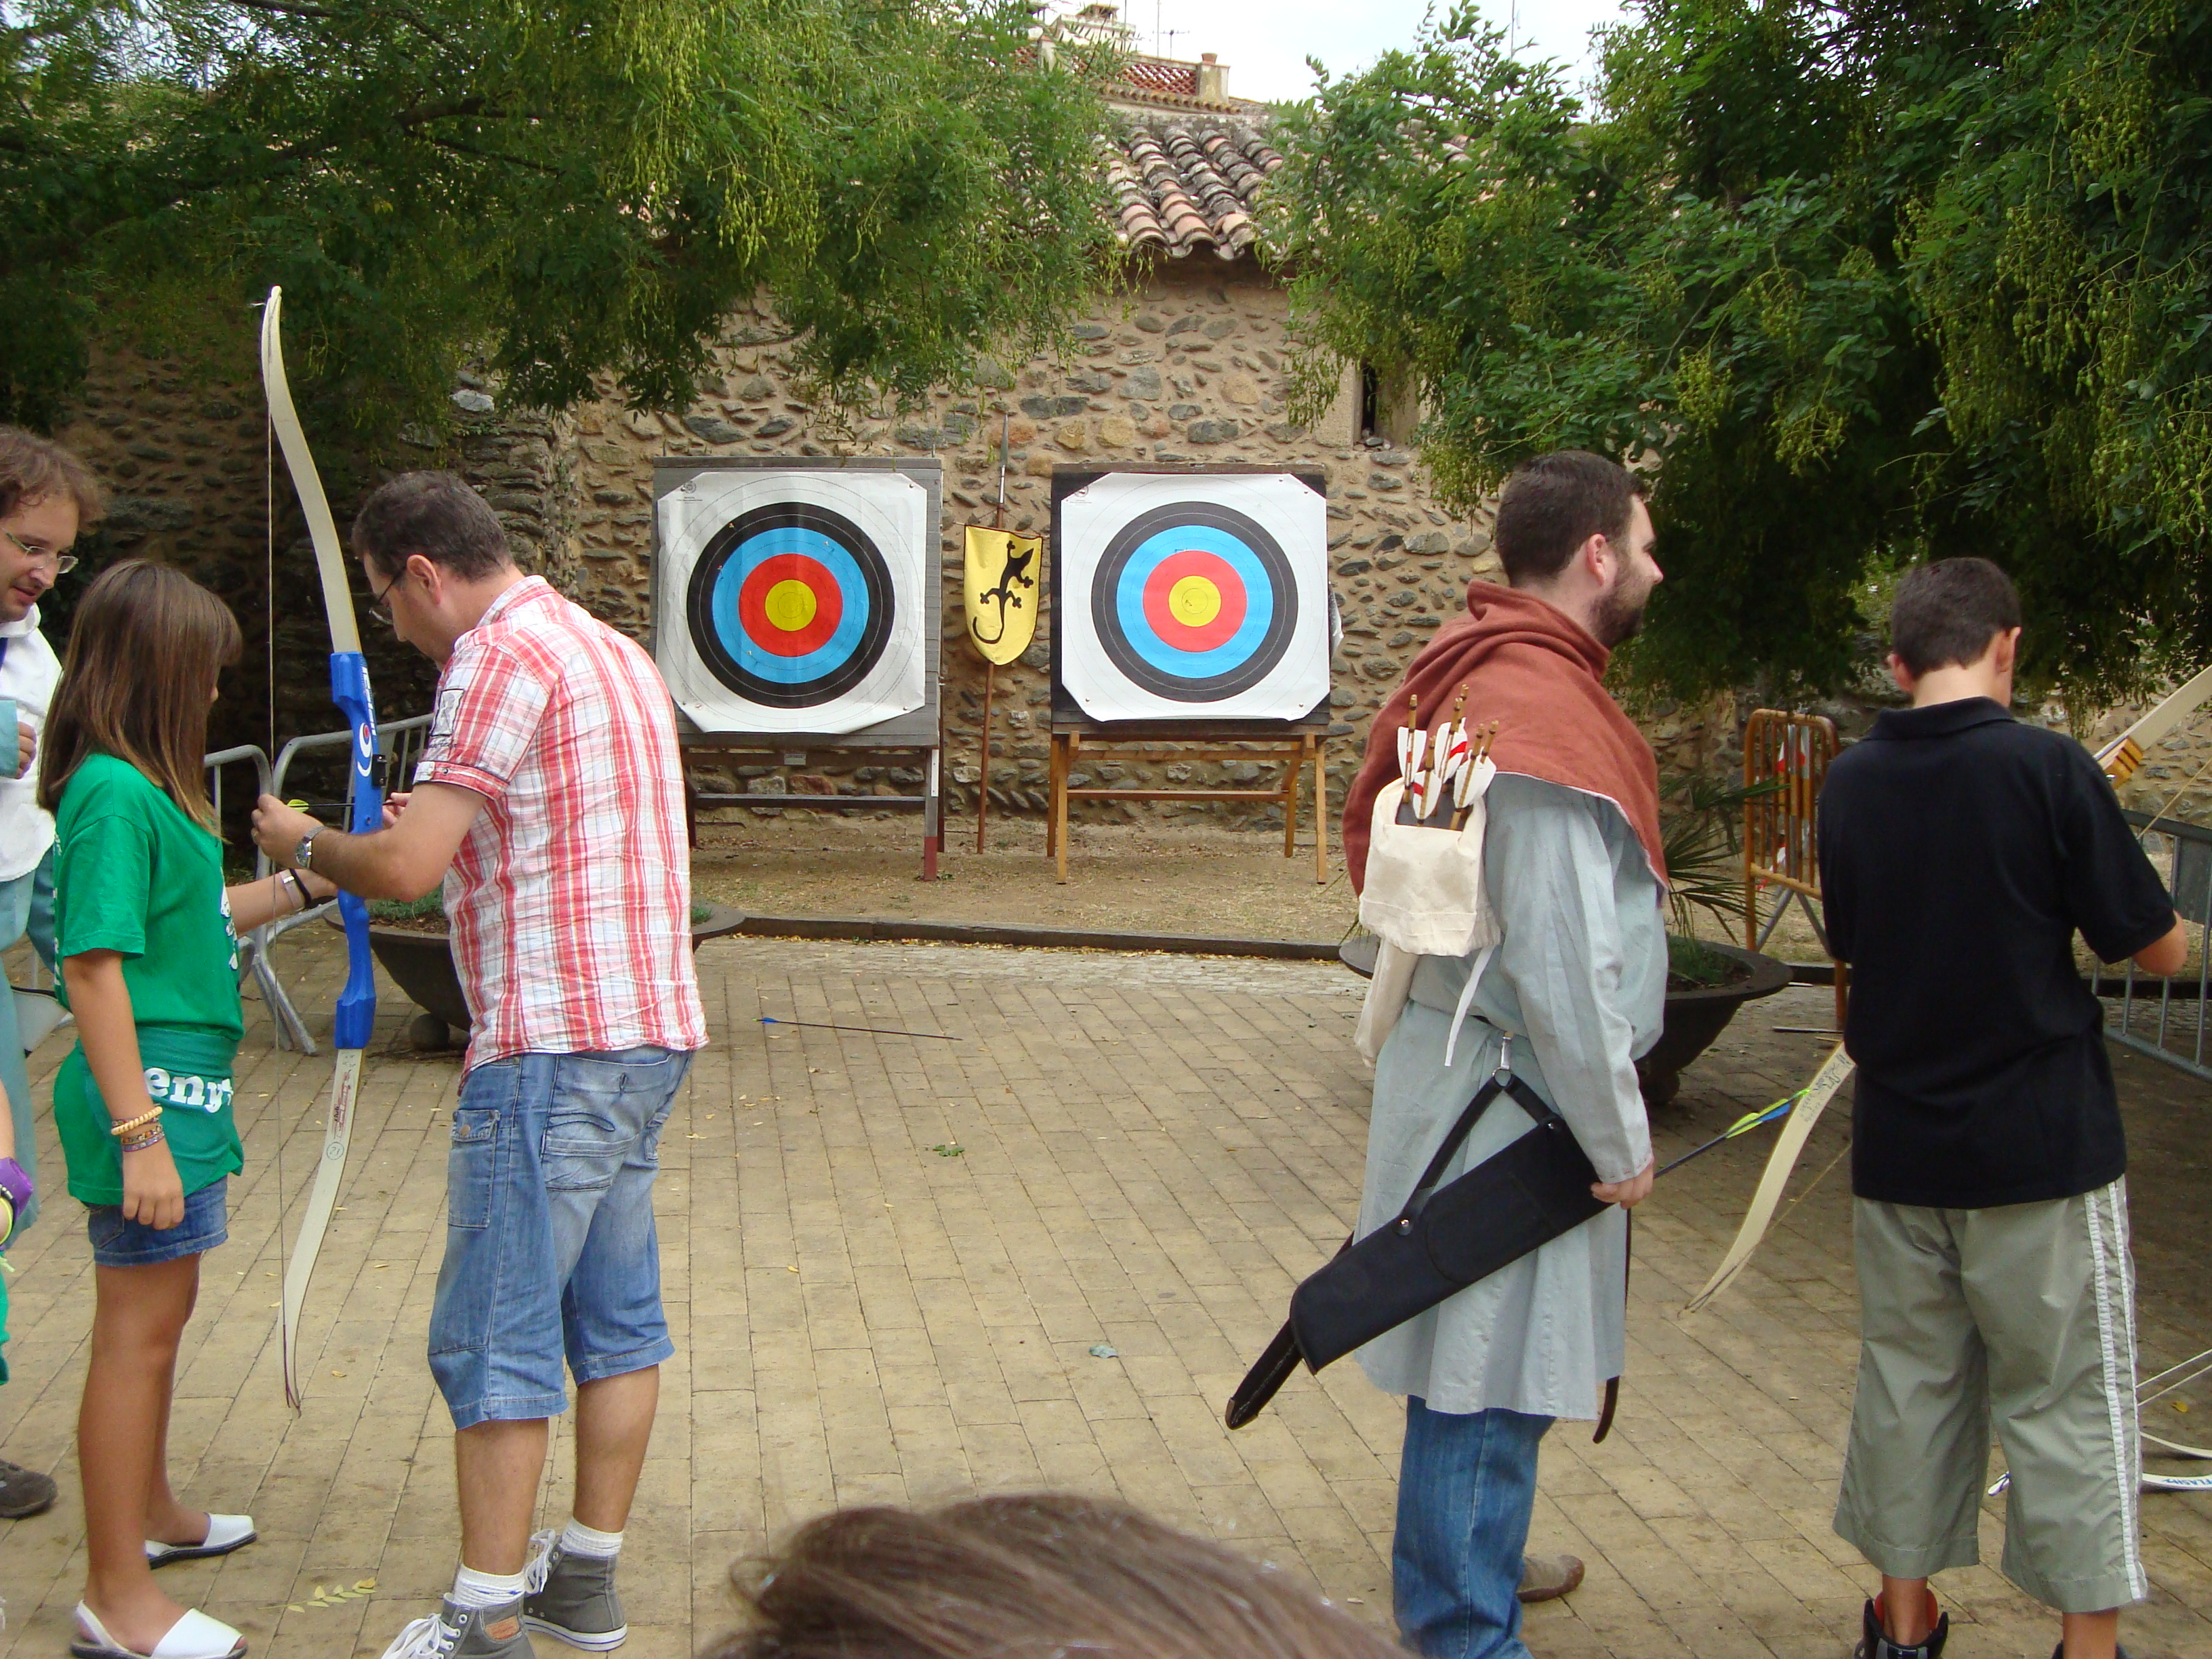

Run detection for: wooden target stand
[[1742, 708, 1847, 1026], [652, 456, 946, 879], [1044, 464, 1331, 885]]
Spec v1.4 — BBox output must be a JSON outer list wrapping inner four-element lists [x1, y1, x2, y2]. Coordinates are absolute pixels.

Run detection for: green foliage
[[1666, 932, 1744, 988], [1658, 770, 1776, 933], [1266, 0, 2212, 707], [1, 0, 1115, 441], [367, 893, 447, 924]]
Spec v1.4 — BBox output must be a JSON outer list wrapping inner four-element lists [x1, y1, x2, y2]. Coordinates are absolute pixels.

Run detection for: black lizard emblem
[[970, 539, 1038, 647]]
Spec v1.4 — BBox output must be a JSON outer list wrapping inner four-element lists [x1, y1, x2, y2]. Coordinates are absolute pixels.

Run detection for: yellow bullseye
[[1168, 575, 1223, 628], [762, 579, 819, 633]]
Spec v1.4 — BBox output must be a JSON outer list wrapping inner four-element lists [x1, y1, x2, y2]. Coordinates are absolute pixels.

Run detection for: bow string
[[260, 286, 385, 1408]]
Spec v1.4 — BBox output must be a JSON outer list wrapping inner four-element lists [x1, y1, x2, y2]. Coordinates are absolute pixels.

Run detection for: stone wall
[[51, 350, 581, 794], [56, 291, 2212, 842], [569, 258, 1527, 826]]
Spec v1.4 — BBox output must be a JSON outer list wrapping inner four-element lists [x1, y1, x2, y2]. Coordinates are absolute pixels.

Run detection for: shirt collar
[[1868, 696, 2017, 741], [472, 575, 550, 631], [0, 603, 41, 640]]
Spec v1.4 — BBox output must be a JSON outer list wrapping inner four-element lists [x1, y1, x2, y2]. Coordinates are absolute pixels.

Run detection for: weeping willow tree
[[1265, 0, 2212, 708], [0, 0, 1117, 439]]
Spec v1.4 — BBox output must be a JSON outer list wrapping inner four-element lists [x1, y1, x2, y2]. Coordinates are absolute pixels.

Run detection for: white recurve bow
[[260, 287, 386, 1407]]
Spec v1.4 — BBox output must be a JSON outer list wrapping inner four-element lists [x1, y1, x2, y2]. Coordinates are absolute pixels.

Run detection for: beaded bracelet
[[109, 1106, 163, 1139], [119, 1122, 166, 1153]]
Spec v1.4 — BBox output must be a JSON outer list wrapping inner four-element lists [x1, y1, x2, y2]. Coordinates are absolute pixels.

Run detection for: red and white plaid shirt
[[415, 577, 706, 1069]]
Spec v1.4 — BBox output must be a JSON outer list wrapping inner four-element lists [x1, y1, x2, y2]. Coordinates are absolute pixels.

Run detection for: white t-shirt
[[0, 606, 62, 882]]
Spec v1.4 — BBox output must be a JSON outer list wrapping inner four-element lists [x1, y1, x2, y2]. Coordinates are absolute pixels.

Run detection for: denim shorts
[[86, 1177, 228, 1267], [428, 1046, 691, 1429]]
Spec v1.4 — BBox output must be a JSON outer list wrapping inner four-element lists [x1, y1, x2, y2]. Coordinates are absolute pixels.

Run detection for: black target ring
[[686, 501, 895, 709], [1090, 500, 1298, 701]]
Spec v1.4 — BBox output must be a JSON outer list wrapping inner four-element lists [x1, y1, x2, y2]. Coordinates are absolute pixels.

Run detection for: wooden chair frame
[[1742, 708, 1848, 1026]]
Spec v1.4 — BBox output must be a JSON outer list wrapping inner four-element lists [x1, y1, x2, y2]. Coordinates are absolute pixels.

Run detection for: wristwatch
[[292, 825, 323, 871]]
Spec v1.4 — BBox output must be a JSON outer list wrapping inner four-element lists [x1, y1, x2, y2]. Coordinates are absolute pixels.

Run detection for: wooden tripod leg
[[1312, 735, 1328, 884], [1045, 733, 1061, 860], [1282, 741, 1297, 859], [975, 661, 995, 855], [1054, 733, 1074, 884]]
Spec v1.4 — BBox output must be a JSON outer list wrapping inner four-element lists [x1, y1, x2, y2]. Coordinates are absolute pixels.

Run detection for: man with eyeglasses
[[0, 426, 97, 1524]]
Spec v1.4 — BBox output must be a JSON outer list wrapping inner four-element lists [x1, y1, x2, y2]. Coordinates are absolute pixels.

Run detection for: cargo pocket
[[447, 1106, 501, 1230]]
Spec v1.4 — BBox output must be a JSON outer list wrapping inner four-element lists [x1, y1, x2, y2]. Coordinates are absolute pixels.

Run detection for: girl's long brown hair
[[40, 560, 241, 831]]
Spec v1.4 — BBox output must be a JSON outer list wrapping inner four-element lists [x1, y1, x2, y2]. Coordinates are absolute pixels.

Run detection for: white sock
[[451, 1564, 527, 1609], [560, 1519, 623, 1559]]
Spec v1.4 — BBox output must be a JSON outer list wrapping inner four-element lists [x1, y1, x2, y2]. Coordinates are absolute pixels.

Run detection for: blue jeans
[[0, 851, 55, 1237], [1395, 1397, 1555, 1659], [87, 1176, 228, 1267], [428, 1046, 690, 1429]]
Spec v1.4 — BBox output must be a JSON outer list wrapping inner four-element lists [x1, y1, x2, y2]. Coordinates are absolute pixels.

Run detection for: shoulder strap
[[1395, 1060, 1578, 1229]]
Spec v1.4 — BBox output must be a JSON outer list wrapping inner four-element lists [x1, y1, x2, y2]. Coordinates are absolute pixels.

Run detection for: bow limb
[[260, 287, 384, 1408], [2098, 662, 2212, 787], [1682, 1042, 1856, 1313]]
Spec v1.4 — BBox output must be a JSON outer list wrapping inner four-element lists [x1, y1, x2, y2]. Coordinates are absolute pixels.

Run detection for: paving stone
[[2, 945, 2208, 1658]]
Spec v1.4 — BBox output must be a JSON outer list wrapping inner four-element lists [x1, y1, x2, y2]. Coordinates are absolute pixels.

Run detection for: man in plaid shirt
[[255, 473, 704, 1659]]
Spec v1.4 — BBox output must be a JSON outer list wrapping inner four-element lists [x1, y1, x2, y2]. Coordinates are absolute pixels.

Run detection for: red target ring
[[737, 554, 844, 657], [1141, 549, 1246, 653]]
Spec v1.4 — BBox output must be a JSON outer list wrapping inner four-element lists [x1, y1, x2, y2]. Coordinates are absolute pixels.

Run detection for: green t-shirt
[[52, 753, 243, 1205]]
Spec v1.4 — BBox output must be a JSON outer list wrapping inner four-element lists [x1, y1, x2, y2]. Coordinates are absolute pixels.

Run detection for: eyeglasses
[[367, 563, 403, 624], [1, 529, 78, 574]]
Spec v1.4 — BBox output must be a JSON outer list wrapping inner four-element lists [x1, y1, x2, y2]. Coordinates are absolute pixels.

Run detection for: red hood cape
[[1343, 581, 1666, 893]]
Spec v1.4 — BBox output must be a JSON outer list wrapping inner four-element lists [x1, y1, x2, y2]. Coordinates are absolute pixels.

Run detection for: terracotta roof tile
[[1101, 117, 1282, 263]]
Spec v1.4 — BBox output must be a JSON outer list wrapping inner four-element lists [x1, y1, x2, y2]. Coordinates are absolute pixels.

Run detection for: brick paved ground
[[1, 929, 2207, 1658]]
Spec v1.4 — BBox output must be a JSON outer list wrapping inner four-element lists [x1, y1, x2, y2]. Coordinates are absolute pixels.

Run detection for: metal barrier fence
[[204, 714, 430, 1054], [2106, 807, 2212, 1083]]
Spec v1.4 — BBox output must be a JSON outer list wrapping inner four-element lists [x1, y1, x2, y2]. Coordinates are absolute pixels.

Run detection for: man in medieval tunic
[[1343, 449, 1668, 1659]]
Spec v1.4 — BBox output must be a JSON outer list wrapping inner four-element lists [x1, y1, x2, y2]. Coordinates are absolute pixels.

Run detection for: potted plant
[[367, 893, 747, 1048], [1340, 772, 1790, 1105]]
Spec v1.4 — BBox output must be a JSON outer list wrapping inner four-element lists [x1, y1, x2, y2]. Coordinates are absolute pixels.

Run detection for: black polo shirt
[[1817, 697, 2175, 1208]]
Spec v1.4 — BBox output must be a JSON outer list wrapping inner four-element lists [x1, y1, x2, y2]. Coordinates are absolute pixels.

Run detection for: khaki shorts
[[1834, 1179, 2146, 1613]]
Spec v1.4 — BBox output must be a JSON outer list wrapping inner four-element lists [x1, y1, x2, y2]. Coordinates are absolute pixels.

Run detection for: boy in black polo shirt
[[1818, 558, 2185, 1659]]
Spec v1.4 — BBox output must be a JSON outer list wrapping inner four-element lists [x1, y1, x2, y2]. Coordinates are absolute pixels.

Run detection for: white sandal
[[145, 1513, 257, 1569], [72, 1603, 246, 1659]]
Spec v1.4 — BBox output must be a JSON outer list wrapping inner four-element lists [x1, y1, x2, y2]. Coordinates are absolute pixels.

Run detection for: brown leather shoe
[[0, 1457, 58, 1519], [1517, 1553, 1584, 1603]]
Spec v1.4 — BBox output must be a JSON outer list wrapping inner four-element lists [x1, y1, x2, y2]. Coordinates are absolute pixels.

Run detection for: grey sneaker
[[523, 1530, 628, 1651], [0, 1457, 58, 1519], [378, 1597, 532, 1659]]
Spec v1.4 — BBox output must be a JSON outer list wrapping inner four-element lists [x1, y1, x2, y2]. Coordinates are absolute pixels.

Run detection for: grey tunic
[[1355, 771, 1665, 1419]]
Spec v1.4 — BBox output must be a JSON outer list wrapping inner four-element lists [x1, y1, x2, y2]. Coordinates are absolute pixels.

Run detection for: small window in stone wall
[[1358, 363, 1419, 446]]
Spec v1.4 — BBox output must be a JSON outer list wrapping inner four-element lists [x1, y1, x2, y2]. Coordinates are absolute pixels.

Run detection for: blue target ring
[[687, 503, 893, 708], [1092, 500, 1296, 701]]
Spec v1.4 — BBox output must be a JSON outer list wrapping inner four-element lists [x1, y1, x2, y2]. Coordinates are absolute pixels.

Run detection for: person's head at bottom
[[707, 1492, 1401, 1659]]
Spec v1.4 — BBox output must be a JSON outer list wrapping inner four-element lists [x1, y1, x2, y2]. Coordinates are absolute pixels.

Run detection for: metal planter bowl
[[1336, 933, 1790, 1107]]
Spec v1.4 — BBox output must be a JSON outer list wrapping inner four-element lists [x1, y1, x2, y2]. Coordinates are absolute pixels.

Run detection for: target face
[[655, 468, 934, 736], [1060, 472, 1329, 723], [1095, 501, 1297, 701], [687, 503, 893, 708]]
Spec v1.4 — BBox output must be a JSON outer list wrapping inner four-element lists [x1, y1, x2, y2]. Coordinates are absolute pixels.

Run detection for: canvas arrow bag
[[1353, 762, 1500, 1065]]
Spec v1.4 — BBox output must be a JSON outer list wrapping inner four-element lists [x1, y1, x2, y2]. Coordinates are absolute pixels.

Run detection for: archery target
[[1061, 473, 1328, 721], [657, 470, 930, 734]]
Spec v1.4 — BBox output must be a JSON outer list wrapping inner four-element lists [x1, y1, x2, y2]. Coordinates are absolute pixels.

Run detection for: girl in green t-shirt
[[41, 562, 335, 1659]]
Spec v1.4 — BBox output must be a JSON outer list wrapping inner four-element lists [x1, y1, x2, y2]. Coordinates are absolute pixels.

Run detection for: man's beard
[[1589, 573, 1652, 647]]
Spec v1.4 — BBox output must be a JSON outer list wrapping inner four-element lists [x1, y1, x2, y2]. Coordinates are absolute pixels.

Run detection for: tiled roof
[[1103, 120, 1284, 262]]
